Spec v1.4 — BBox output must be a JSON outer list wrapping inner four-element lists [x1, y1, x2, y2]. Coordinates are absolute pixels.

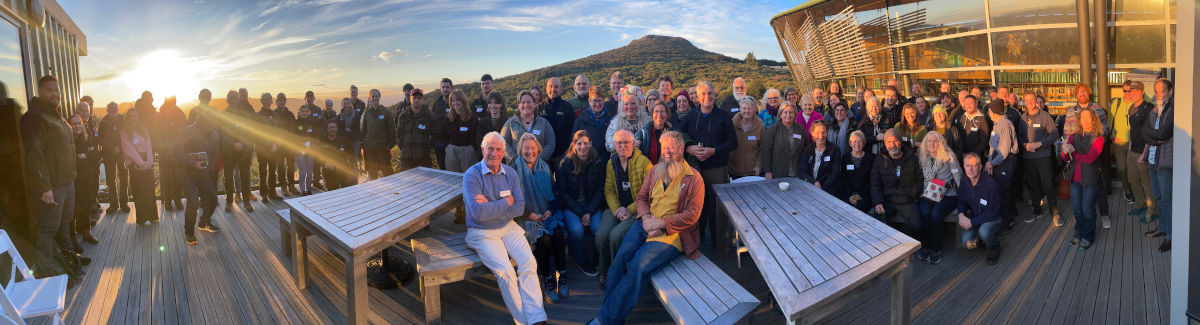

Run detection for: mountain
[[408, 35, 792, 110]]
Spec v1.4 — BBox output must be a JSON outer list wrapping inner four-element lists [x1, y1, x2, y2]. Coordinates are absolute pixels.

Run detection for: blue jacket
[[957, 173, 1007, 228]]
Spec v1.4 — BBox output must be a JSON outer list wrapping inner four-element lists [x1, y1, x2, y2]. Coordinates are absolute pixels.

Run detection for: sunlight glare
[[120, 49, 210, 106]]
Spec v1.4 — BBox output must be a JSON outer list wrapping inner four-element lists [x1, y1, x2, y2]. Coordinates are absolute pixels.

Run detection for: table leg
[[347, 254, 369, 325], [890, 259, 912, 325], [281, 219, 294, 258], [294, 224, 309, 289]]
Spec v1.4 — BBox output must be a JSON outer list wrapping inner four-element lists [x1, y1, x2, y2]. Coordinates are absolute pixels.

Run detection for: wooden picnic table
[[285, 167, 464, 325], [714, 177, 920, 325]]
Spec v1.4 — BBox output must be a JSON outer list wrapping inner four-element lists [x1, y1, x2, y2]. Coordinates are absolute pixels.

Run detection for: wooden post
[[294, 223, 309, 289], [347, 254, 369, 325], [423, 281, 442, 324], [890, 259, 912, 325]]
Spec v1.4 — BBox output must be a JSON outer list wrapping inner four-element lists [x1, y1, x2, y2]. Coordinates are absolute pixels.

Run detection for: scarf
[[585, 107, 607, 129], [516, 156, 561, 238], [765, 104, 779, 117]]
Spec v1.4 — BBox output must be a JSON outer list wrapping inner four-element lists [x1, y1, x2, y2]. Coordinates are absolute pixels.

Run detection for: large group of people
[[19, 67, 1177, 324]]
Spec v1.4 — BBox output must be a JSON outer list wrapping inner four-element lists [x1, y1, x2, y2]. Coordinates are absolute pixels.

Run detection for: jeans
[[1023, 156, 1057, 214], [918, 196, 957, 252], [593, 210, 637, 277], [296, 155, 314, 193], [222, 151, 251, 202], [1126, 150, 1155, 213], [32, 182, 73, 267], [182, 168, 218, 235], [466, 222, 546, 325], [1070, 182, 1099, 242], [598, 221, 680, 325], [129, 166, 159, 223], [278, 153, 295, 190], [991, 157, 1015, 224], [1149, 167, 1172, 238], [962, 220, 1001, 249], [559, 209, 599, 267]]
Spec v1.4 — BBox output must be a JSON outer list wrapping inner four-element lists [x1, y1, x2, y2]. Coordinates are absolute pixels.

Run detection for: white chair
[[729, 176, 765, 267], [0, 230, 67, 325]]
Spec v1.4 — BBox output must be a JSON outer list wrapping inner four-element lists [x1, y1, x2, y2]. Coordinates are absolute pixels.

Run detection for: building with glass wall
[[771, 0, 1176, 114]]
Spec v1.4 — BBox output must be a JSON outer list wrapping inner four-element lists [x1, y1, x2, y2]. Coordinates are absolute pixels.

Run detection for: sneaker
[[965, 239, 979, 250], [1070, 238, 1081, 246], [578, 263, 599, 278], [1127, 207, 1147, 217], [986, 249, 1000, 265], [186, 233, 198, 245], [557, 271, 570, 299], [928, 251, 942, 265], [1023, 214, 1037, 223], [1101, 215, 1111, 229], [542, 276, 560, 304], [1079, 239, 1093, 249], [198, 223, 221, 233], [916, 249, 930, 262], [81, 231, 99, 244], [1124, 194, 1134, 204]]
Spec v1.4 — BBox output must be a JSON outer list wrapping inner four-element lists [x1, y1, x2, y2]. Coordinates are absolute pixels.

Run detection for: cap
[[411, 89, 424, 97], [1128, 80, 1145, 91], [988, 100, 1005, 115]]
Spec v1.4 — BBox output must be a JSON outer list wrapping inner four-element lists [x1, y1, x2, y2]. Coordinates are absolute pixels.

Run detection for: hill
[[404, 35, 793, 110]]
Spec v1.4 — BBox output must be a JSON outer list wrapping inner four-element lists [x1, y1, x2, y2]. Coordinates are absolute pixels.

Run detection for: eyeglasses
[[615, 140, 633, 145]]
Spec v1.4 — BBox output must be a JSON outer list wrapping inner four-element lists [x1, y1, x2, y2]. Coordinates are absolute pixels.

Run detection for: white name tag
[[476, 107, 484, 112], [991, 131, 996, 136], [980, 198, 988, 206], [304, 140, 311, 148], [459, 127, 469, 132], [446, 108, 451, 113], [747, 136, 757, 141], [532, 130, 542, 135], [971, 127, 979, 132], [133, 138, 140, 145], [792, 134, 802, 140], [621, 181, 630, 189], [340, 148, 345, 151], [418, 124, 426, 130], [895, 167, 900, 177], [499, 190, 512, 197], [730, 108, 739, 113], [823, 156, 831, 162], [902, 136, 908, 142], [846, 164, 855, 171], [378, 115, 384, 119], [952, 168, 959, 173], [1033, 124, 1041, 128]]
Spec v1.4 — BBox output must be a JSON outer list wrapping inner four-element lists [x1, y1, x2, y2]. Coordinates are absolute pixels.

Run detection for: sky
[[58, 0, 797, 107]]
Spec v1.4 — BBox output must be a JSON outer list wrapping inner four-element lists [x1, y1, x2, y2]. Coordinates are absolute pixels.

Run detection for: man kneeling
[[957, 153, 1007, 265]]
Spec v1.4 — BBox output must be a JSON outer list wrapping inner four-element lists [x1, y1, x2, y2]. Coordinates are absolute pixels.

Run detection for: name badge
[[306, 129, 312, 133], [133, 138, 140, 145], [823, 156, 831, 162], [345, 127, 350, 132], [895, 166, 900, 177], [418, 124, 426, 130], [459, 127, 469, 132], [476, 106, 484, 112], [112, 126, 117, 130], [792, 134, 802, 140], [356, 108, 362, 113], [304, 140, 311, 148], [340, 148, 345, 151], [971, 127, 979, 132], [952, 168, 959, 173], [980, 198, 988, 206], [730, 108, 739, 113], [846, 164, 855, 171], [621, 181, 631, 190], [236, 124, 242, 129], [499, 190, 512, 197], [902, 136, 908, 142], [446, 108, 451, 113], [378, 115, 384, 119], [312, 113, 320, 117], [532, 130, 542, 135], [1033, 124, 1041, 128], [556, 111, 564, 116], [747, 136, 757, 141], [88, 146, 95, 151], [94, 132, 99, 137], [991, 131, 996, 136]]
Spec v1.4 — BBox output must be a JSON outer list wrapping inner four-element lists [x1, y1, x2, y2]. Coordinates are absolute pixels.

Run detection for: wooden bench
[[274, 209, 293, 258], [412, 233, 758, 325]]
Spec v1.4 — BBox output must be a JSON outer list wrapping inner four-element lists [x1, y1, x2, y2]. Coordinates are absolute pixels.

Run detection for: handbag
[[921, 178, 947, 202]]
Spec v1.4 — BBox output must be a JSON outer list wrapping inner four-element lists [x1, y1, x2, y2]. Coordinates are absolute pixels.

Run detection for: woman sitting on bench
[[589, 130, 703, 325]]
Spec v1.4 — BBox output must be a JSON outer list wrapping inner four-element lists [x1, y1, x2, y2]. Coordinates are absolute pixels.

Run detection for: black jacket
[[796, 141, 841, 194], [572, 108, 615, 162], [839, 151, 875, 200], [556, 156, 606, 216], [959, 112, 990, 159], [679, 107, 738, 169], [541, 96, 577, 160], [1126, 101, 1153, 154], [870, 147, 922, 206]]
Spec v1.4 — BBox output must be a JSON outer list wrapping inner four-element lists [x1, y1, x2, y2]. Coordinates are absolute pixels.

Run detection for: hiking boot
[[1079, 239, 1093, 250], [542, 276, 560, 304], [986, 247, 1001, 265], [244, 202, 255, 213], [81, 231, 99, 244], [916, 249, 930, 261], [1101, 215, 1111, 229], [557, 271, 570, 299]]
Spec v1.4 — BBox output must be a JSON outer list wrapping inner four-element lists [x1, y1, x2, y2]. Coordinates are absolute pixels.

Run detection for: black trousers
[[257, 152, 278, 197], [277, 153, 294, 191], [992, 157, 1016, 225], [222, 151, 252, 202], [129, 167, 159, 223], [160, 159, 182, 203], [534, 227, 567, 278], [364, 146, 393, 179], [182, 167, 218, 235], [1024, 156, 1058, 214], [102, 152, 129, 206]]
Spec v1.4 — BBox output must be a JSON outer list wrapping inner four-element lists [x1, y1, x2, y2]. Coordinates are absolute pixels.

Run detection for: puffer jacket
[[21, 97, 76, 193]]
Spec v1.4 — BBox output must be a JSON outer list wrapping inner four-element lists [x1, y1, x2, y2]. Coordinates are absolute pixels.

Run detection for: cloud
[[375, 49, 405, 62]]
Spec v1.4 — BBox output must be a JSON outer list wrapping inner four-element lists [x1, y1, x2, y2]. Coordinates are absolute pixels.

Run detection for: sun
[[120, 49, 208, 106]]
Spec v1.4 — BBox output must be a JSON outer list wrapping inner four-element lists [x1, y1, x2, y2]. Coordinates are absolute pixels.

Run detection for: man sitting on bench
[[590, 131, 704, 325], [462, 131, 547, 325]]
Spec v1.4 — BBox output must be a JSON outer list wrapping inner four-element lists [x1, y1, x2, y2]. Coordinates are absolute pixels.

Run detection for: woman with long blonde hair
[[916, 131, 959, 264]]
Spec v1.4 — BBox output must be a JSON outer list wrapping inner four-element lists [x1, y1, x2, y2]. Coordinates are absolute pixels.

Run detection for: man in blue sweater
[[958, 153, 1007, 265], [463, 132, 546, 325]]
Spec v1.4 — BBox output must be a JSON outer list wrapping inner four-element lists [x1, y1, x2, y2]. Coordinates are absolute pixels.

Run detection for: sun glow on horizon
[[118, 49, 212, 106]]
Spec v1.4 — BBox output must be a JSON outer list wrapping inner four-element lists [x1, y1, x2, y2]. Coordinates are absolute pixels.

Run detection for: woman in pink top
[[795, 93, 824, 131], [121, 109, 158, 225], [1061, 109, 1105, 249]]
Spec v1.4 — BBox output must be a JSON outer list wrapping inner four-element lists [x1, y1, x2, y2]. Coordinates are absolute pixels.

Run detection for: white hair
[[761, 88, 780, 108], [481, 131, 505, 150]]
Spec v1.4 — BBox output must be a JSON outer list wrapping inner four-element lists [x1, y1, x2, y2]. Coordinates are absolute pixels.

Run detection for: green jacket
[[604, 149, 651, 213], [21, 97, 76, 193], [360, 105, 396, 149]]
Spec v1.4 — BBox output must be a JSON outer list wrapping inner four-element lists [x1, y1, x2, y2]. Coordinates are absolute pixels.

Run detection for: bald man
[[540, 77, 577, 166]]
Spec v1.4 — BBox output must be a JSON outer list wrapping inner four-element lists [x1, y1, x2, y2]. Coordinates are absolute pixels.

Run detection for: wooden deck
[[58, 186, 1169, 324]]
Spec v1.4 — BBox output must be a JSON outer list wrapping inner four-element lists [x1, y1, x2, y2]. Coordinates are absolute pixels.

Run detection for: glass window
[[994, 69, 1080, 115], [1170, 24, 1176, 63], [856, 0, 890, 50], [988, 0, 1077, 27], [1108, 25, 1166, 64], [887, 0, 987, 43], [1111, 0, 1167, 21], [899, 34, 990, 70], [869, 49, 893, 73], [0, 20, 26, 111], [992, 28, 1082, 65]]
